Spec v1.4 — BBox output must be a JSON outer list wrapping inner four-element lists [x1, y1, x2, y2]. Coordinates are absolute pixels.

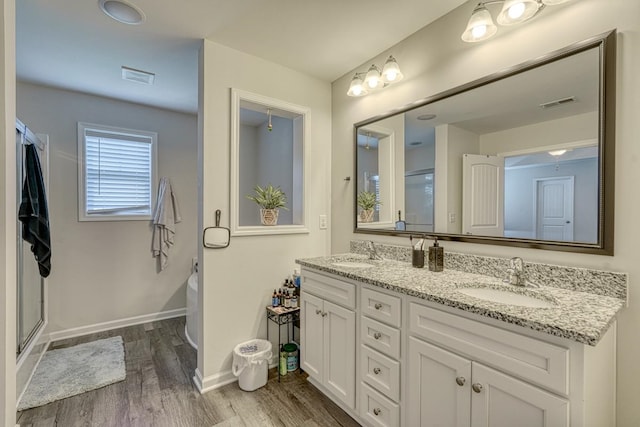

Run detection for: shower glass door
[[404, 169, 434, 233], [16, 125, 45, 355]]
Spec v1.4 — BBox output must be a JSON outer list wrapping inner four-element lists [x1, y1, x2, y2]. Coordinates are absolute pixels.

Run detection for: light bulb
[[367, 76, 379, 89], [381, 56, 403, 84], [508, 2, 526, 19], [385, 70, 397, 82], [352, 85, 363, 96], [472, 25, 487, 39]]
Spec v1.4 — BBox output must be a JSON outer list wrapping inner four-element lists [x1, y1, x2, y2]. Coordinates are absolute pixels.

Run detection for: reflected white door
[[462, 154, 504, 237], [535, 177, 574, 241]]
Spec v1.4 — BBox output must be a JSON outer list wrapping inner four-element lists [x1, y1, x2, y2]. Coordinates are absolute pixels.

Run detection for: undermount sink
[[457, 287, 555, 308], [331, 261, 376, 269]]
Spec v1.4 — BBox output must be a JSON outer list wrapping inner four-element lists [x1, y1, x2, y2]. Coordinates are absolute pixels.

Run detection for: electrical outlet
[[449, 213, 456, 223], [319, 214, 328, 229]]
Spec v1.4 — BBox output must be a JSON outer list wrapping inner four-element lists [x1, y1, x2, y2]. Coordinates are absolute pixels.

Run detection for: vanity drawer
[[361, 287, 401, 328], [361, 345, 400, 402], [361, 317, 401, 360], [409, 302, 570, 395], [360, 382, 399, 427], [301, 269, 356, 309]]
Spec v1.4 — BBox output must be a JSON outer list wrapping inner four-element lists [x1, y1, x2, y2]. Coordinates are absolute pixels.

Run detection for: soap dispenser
[[428, 237, 444, 272]]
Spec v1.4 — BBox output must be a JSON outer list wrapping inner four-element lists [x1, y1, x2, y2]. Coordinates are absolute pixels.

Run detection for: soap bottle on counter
[[428, 236, 444, 272]]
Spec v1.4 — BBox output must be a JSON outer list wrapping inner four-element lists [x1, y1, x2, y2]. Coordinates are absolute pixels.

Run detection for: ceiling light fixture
[[99, 0, 145, 25], [461, 0, 573, 43], [549, 149, 568, 156], [347, 55, 404, 97]]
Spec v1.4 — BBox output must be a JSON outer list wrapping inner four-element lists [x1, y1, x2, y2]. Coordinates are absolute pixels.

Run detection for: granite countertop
[[296, 253, 625, 346]]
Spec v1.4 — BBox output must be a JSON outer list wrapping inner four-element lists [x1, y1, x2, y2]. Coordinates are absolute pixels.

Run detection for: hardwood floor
[[17, 317, 361, 427]]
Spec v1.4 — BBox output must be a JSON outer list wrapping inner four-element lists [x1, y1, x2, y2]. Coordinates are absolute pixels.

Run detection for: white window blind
[[78, 123, 157, 221]]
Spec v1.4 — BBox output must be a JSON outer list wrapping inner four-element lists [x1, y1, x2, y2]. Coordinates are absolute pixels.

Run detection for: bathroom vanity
[[297, 244, 625, 427]]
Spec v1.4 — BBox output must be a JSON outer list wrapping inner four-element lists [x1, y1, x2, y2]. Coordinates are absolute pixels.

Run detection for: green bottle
[[279, 346, 287, 376]]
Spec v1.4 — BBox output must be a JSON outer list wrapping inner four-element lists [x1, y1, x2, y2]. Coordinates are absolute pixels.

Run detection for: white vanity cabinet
[[360, 286, 403, 427], [300, 269, 356, 409], [407, 300, 616, 427]]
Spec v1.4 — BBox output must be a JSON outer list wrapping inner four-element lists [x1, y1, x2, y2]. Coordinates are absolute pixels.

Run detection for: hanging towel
[[18, 144, 51, 278], [152, 177, 182, 271]]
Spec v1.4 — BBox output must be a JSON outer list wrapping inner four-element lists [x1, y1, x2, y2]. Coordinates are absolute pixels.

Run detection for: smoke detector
[[121, 66, 155, 85], [99, 0, 145, 25]]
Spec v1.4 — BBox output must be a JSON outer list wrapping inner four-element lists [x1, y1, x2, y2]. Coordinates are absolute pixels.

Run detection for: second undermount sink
[[457, 287, 555, 308], [331, 261, 376, 269]]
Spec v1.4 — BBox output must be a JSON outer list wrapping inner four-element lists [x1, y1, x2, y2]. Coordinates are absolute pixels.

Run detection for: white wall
[[197, 40, 331, 390], [0, 0, 16, 424], [16, 82, 198, 334], [331, 0, 640, 424]]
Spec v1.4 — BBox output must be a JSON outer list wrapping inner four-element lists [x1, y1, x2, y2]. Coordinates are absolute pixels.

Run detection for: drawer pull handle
[[472, 383, 483, 393], [373, 332, 382, 340], [455, 376, 466, 386], [373, 408, 381, 416], [374, 303, 383, 310], [321, 311, 327, 317], [373, 367, 381, 375], [315, 309, 322, 315]]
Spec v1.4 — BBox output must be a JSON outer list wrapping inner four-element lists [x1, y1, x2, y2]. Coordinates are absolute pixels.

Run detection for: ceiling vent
[[121, 66, 155, 85], [539, 96, 575, 109]]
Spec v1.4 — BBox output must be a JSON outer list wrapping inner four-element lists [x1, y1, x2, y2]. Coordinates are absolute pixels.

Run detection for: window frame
[[77, 122, 158, 222]]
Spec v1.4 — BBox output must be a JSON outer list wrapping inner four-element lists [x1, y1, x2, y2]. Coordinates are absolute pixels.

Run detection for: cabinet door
[[408, 337, 472, 427], [301, 291, 324, 380], [471, 363, 569, 427], [324, 300, 356, 409]]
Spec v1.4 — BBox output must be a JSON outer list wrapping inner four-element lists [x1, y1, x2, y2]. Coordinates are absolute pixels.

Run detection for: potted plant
[[357, 191, 380, 223], [246, 184, 289, 226]]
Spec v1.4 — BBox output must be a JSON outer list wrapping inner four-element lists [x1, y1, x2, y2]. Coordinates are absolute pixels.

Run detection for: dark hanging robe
[[18, 144, 51, 278]]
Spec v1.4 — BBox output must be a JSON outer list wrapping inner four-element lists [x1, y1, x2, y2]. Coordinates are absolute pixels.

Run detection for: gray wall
[[504, 158, 598, 242], [17, 81, 198, 334]]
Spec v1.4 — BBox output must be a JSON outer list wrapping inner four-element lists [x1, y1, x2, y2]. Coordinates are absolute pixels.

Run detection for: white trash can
[[232, 339, 272, 391]]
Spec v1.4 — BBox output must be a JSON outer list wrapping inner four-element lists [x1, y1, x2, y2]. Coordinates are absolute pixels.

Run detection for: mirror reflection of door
[[535, 177, 574, 241], [462, 154, 504, 237]]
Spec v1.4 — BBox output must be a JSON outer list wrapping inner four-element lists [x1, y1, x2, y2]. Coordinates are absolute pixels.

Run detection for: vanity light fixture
[[462, 0, 574, 43], [347, 55, 404, 97]]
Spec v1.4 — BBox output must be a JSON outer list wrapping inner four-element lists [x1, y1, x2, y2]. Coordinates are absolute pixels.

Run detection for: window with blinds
[[78, 123, 157, 221]]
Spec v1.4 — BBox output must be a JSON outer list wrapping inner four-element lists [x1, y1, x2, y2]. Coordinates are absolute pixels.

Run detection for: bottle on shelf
[[291, 292, 298, 308], [284, 290, 291, 308], [272, 289, 279, 307]]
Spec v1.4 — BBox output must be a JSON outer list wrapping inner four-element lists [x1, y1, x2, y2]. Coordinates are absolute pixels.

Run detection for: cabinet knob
[[374, 303, 383, 310], [373, 408, 381, 416], [472, 383, 483, 393], [455, 376, 466, 386], [315, 309, 322, 315], [373, 367, 381, 375], [321, 311, 327, 317], [373, 332, 382, 340]]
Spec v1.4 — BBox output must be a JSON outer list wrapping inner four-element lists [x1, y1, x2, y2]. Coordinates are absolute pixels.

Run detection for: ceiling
[[16, 0, 467, 114]]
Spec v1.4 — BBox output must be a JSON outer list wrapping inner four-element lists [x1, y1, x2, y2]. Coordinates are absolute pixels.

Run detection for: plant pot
[[360, 209, 374, 223], [260, 208, 279, 226]]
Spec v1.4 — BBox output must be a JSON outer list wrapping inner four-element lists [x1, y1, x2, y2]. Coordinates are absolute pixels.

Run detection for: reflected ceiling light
[[99, 0, 145, 25], [417, 114, 437, 121], [462, 0, 574, 42], [549, 149, 568, 156], [347, 55, 404, 97]]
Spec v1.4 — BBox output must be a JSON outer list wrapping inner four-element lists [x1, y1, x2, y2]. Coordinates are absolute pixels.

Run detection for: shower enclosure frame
[[15, 119, 47, 358]]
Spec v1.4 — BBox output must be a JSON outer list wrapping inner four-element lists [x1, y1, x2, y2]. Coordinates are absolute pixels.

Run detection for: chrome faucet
[[366, 241, 383, 260], [504, 257, 527, 286]]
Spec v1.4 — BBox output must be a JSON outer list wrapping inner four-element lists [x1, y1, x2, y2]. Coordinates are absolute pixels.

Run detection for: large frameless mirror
[[354, 31, 615, 255]]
